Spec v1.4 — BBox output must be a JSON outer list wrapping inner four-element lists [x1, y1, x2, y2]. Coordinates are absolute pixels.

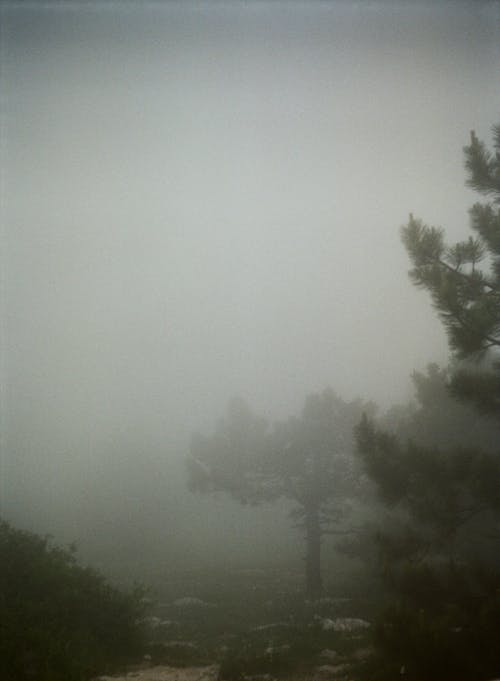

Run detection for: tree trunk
[[305, 506, 322, 598]]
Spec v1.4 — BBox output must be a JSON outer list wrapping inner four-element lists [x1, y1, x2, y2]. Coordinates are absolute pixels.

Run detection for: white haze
[[1, 1, 499, 576]]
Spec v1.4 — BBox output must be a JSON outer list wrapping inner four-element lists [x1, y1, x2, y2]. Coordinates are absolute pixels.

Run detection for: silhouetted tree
[[356, 409, 500, 566], [353, 124, 500, 680], [355, 388, 500, 680], [402, 123, 500, 416], [188, 389, 371, 597], [358, 123, 500, 574]]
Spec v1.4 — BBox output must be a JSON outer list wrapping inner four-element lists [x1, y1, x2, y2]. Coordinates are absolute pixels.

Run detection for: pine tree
[[353, 124, 500, 680], [188, 390, 371, 597], [401, 123, 500, 415]]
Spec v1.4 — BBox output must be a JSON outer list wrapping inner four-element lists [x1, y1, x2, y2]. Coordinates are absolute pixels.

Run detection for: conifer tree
[[401, 123, 500, 415], [354, 125, 500, 680], [188, 390, 370, 597]]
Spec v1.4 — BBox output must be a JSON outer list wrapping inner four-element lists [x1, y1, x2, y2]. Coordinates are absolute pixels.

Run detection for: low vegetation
[[0, 519, 145, 681], [138, 565, 376, 679]]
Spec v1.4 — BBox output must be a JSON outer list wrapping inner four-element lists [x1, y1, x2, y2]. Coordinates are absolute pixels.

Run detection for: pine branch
[[447, 307, 500, 351], [436, 256, 499, 293]]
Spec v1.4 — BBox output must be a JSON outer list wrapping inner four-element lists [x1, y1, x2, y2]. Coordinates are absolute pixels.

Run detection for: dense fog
[[1, 1, 499, 582]]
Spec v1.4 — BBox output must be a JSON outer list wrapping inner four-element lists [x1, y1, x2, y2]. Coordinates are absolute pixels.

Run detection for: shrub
[[0, 518, 145, 681], [364, 563, 500, 681]]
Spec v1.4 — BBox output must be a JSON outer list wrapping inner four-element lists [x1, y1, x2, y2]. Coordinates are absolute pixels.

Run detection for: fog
[[1, 1, 499, 579]]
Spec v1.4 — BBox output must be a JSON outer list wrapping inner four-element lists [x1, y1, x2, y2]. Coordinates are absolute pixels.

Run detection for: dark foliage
[[364, 564, 500, 681], [0, 519, 145, 681], [401, 123, 500, 417], [355, 370, 500, 678], [354, 124, 500, 679]]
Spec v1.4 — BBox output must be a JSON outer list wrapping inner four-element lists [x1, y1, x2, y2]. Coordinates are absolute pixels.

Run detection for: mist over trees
[[188, 390, 374, 597], [2, 2, 500, 679]]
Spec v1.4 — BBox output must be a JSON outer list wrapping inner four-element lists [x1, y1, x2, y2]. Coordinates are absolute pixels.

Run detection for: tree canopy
[[188, 389, 372, 597], [401, 123, 500, 415], [353, 124, 500, 680], [355, 368, 500, 680]]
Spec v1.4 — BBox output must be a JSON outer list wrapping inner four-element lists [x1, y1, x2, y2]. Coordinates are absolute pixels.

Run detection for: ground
[[94, 565, 377, 681], [96, 665, 219, 681]]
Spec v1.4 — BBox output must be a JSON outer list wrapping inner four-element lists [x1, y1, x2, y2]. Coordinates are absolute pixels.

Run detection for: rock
[[138, 616, 162, 630], [161, 641, 198, 650], [250, 622, 290, 632], [172, 597, 213, 608], [319, 649, 338, 661], [319, 617, 370, 632], [316, 663, 351, 677]]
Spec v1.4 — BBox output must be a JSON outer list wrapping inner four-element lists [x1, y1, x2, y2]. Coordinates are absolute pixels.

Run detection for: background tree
[[401, 123, 500, 416], [188, 389, 372, 597]]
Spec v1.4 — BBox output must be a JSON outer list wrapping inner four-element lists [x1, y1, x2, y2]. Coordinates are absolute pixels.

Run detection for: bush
[[0, 519, 145, 681], [364, 563, 500, 681]]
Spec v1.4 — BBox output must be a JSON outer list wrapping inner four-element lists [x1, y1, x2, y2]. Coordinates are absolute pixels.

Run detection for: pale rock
[[172, 597, 213, 608]]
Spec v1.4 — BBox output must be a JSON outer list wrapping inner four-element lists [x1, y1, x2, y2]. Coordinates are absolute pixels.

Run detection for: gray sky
[[1, 1, 499, 559]]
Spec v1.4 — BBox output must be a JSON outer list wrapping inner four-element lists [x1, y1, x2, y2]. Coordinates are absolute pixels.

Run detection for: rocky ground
[[94, 653, 372, 681], [94, 568, 378, 681], [94, 616, 374, 681], [95, 664, 219, 681]]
